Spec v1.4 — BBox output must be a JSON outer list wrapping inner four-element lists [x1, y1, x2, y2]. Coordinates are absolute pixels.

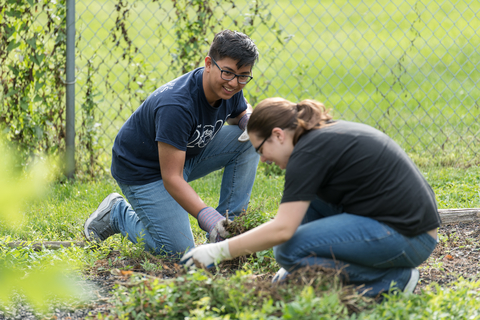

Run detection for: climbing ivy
[[0, 0, 286, 177], [0, 0, 67, 168], [164, 0, 287, 105]]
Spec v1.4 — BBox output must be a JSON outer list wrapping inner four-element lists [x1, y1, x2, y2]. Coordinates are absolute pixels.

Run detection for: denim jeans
[[109, 125, 259, 256], [274, 198, 437, 297]]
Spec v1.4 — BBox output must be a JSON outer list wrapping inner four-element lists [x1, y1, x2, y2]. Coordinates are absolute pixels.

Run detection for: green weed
[[0, 163, 478, 317], [95, 267, 374, 320], [357, 279, 480, 319]]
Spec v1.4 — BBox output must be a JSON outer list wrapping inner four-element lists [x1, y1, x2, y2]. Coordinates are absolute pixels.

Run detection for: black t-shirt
[[282, 120, 441, 237], [111, 67, 247, 185]]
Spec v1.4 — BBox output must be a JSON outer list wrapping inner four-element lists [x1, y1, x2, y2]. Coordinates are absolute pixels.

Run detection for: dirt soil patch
[[415, 221, 480, 293], [84, 221, 480, 318]]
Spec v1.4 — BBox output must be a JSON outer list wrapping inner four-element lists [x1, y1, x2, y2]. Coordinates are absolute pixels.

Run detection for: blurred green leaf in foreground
[[0, 137, 84, 311]]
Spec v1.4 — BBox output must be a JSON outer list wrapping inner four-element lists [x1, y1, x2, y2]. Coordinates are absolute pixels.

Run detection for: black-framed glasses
[[210, 57, 253, 85], [255, 135, 270, 156]]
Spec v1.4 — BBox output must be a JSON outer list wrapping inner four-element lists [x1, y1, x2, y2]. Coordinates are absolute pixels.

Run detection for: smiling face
[[249, 128, 295, 170], [202, 56, 252, 105]]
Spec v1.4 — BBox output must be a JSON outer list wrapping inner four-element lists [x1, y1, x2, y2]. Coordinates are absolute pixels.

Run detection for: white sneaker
[[403, 268, 419, 294], [272, 267, 289, 283]]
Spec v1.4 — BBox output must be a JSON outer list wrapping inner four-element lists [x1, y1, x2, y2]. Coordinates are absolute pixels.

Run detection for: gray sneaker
[[83, 193, 123, 242], [403, 268, 420, 294]]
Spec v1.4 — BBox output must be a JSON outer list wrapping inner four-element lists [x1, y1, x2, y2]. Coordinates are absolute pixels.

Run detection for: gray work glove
[[197, 206, 231, 243], [209, 219, 230, 243]]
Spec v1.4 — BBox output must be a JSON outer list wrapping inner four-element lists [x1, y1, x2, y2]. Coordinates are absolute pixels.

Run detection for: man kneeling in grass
[[83, 30, 259, 257], [181, 97, 441, 298]]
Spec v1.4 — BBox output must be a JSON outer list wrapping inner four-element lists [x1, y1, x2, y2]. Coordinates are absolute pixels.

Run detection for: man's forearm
[[162, 176, 206, 218], [226, 100, 253, 126]]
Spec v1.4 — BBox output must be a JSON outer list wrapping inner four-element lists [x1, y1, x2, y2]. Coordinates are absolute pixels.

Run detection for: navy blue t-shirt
[[111, 67, 247, 185]]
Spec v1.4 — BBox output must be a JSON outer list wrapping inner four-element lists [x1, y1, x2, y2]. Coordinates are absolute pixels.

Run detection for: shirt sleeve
[[229, 92, 248, 119], [155, 105, 195, 151]]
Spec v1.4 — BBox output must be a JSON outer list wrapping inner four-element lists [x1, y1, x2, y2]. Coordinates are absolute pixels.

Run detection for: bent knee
[[149, 239, 193, 258], [274, 244, 298, 270]]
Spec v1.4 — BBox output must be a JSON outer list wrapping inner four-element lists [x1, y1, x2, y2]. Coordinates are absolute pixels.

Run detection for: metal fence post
[[65, 0, 75, 178]]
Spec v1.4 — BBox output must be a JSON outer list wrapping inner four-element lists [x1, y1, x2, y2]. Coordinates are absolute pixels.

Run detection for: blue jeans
[[274, 198, 437, 297], [109, 125, 259, 256]]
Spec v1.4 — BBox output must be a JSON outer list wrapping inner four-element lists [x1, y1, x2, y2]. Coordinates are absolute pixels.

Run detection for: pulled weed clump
[[220, 207, 277, 272], [224, 207, 271, 236], [96, 266, 375, 320]]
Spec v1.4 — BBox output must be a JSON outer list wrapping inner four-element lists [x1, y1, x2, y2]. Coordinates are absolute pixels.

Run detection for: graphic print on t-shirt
[[154, 80, 177, 96], [187, 119, 225, 149]]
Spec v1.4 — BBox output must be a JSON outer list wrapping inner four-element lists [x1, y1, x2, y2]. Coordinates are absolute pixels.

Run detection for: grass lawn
[[0, 163, 479, 318], [1, 0, 479, 317]]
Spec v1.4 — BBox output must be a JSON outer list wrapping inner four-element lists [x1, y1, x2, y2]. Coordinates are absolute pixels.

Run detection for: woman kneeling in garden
[[181, 97, 441, 297]]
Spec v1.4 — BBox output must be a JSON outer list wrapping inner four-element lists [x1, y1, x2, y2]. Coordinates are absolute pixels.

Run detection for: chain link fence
[[74, 0, 479, 171]]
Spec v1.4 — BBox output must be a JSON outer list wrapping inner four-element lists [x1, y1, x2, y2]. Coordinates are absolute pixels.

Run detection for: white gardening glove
[[238, 129, 250, 142], [180, 240, 232, 268], [237, 111, 251, 142], [197, 207, 230, 242], [272, 267, 289, 283]]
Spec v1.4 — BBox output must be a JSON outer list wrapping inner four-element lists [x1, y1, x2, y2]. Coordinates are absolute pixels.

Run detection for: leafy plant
[[0, 137, 84, 311], [0, 0, 67, 168], [0, 0, 104, 177], [98, 267, 374, 320], [259, 161, 285, 177], [77, 59, 102, 178], [225, 206, 271, 236], [220, 207, 277, 273]]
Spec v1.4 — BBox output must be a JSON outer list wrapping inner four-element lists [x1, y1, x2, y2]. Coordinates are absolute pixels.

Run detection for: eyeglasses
[[210, 57, 253, 85], [255, 128, 285, 156], [255, 135, 270, 156]]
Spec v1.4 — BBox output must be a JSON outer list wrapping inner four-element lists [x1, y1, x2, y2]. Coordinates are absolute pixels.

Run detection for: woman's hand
[[180, 240, 232, 268]]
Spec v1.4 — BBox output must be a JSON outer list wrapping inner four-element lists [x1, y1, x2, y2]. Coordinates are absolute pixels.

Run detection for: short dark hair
[[208, 30, 259, 69]]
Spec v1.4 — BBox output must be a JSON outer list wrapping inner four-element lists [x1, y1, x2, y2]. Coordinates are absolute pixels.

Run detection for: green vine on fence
[[166, 0, 287, 105], [374, 0, 421, 125], [0, 0, 107, 177], [74, 0, 139, 178], [0, 0, 67, 168], [168, 0, 217, 74], [78, 59, 102, 178], [1, 0, 287, 176]]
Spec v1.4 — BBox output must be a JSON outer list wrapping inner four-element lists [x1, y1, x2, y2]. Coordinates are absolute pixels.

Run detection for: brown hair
[[247, 97, 333, 145]]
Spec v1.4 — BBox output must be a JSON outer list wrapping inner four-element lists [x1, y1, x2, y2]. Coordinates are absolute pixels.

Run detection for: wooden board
[[6, 241, 88, 250], [438, 208, 480, 225]]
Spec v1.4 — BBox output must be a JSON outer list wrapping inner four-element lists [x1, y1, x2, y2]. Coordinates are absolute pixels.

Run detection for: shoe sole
[[83, 193, 122, 241], [404, 268, 419, 294]]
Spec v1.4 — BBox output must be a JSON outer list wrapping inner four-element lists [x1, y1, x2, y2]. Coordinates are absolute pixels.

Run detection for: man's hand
[[197, 207, 231, 242], [238, 112, 250, 131], [209, 219, 230, 243], [180, 241, 232, 268]]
